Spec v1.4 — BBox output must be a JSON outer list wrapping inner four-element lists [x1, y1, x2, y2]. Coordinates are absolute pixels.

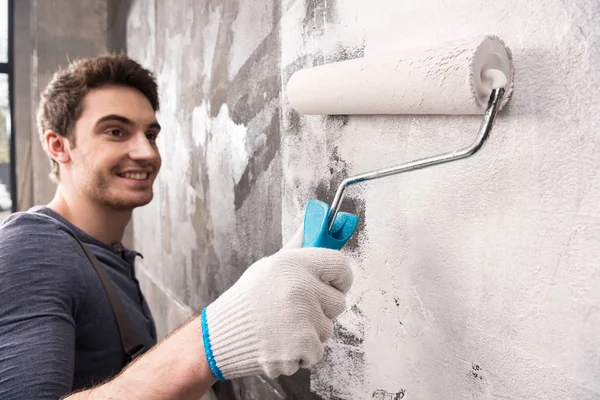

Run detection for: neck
[[48, 185, 132, 245]]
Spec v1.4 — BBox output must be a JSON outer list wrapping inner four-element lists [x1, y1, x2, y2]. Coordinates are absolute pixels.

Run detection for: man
[[0, 55, 353, 399]]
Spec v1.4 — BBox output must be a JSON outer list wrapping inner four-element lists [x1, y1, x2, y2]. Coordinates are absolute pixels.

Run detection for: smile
[[117, 172, 149, 180]]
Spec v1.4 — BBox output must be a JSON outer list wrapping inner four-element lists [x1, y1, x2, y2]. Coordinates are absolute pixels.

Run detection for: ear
[[44, 130, 71, 165]]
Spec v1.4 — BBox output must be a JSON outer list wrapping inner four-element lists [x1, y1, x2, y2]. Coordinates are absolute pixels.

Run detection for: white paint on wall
[[280, 0, 367, 241], [127, 0, 599, 397], [279, 0, 365, 69], [202, 4, 221, 94], [282, 0, 600, 398], [228, 0, 275, 80], [126, 0, 156, 69], [278, 0, 307, 68], [202, 103, 250, 256], [192, 102, 210, 149]]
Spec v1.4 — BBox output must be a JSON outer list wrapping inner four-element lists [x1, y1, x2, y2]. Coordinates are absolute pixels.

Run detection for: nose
[[129, 131, 159, 162]]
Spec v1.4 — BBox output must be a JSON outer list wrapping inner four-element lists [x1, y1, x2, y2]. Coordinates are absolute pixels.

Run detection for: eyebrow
[[95, 114, 161, 131]]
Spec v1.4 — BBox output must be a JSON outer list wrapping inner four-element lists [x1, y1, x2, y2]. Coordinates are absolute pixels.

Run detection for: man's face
[[65, 84, 162, 210]]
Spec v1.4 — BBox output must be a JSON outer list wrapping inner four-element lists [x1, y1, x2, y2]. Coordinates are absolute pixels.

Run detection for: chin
[[103, 193, 154, 210]]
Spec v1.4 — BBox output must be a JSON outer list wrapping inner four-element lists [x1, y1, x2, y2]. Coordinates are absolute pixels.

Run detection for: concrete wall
[[128, 0, 600, 399]]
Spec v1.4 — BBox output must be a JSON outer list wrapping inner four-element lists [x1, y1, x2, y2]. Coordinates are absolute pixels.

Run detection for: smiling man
[[0, 55, 353, 399]]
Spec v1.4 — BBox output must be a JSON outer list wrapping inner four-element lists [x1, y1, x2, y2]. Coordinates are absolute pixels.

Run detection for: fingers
[[298, 335, 325, 369], [270, 335, 325, 377], [317, 281, 347, 319], [279, 248, 354, 294], [313, 307, 336, 342]]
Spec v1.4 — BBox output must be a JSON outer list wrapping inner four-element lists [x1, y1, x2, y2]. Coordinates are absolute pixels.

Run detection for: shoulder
[[1, 209, 74, 242], [0, 210, 88, 287], [0, 209, 84, 250]]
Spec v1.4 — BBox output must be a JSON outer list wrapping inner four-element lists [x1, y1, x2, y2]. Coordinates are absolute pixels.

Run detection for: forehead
[[79, 84, 156, 124]]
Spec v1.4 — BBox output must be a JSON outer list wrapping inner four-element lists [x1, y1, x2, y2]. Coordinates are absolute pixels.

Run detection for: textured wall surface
[[127, 0, 291, 397], [128, 0, 600, 398]]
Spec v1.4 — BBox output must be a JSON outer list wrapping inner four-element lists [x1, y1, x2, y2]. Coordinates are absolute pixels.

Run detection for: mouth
[[117, 171, 150, 181]]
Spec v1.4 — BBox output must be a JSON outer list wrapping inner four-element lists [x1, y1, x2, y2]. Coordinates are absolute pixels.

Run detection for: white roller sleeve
[[286, 35, 514, 115]]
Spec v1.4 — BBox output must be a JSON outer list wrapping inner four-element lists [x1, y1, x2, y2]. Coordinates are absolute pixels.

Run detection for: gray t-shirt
[[0, 207, 157, 399]]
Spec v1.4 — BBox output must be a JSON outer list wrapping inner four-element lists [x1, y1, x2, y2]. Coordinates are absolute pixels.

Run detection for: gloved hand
[[200, 229, 353, 380]]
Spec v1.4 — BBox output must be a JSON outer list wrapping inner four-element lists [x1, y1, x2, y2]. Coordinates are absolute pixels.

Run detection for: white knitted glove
[[200, 233, 353, 380]]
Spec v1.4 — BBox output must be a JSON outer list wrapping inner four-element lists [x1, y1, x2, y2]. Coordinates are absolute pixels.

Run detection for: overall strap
[[72, 235, 146, 361]]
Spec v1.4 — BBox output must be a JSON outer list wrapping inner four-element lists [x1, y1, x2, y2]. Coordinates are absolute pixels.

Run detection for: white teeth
[[121, 172, 149, 180]]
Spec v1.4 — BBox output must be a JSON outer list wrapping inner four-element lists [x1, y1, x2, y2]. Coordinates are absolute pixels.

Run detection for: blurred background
[[0, 0, 13, 221]]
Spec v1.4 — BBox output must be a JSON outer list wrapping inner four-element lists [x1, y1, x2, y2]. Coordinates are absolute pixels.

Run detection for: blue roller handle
[[302, 200, 359, 250]]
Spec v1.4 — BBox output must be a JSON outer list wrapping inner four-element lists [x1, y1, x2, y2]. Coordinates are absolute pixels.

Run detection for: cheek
[[77, 147, 119, 175], [69, 148, 94, 173]]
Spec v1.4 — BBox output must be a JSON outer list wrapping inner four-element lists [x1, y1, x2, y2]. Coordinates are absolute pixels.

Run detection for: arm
[[0, 214, 215, 400], [65, 317, 216, 400], [0, 237, 77, 398], [0, 306, 76, 399], [70, 240, 353, 398]]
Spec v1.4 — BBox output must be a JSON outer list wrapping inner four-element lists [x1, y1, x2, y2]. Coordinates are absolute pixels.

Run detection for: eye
[[146, 131, 159, 141], [107, 129, 124, 137]]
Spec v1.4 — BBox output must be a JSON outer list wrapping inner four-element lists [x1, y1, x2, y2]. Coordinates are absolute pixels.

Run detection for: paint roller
[[287, 35, 514, 249]]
